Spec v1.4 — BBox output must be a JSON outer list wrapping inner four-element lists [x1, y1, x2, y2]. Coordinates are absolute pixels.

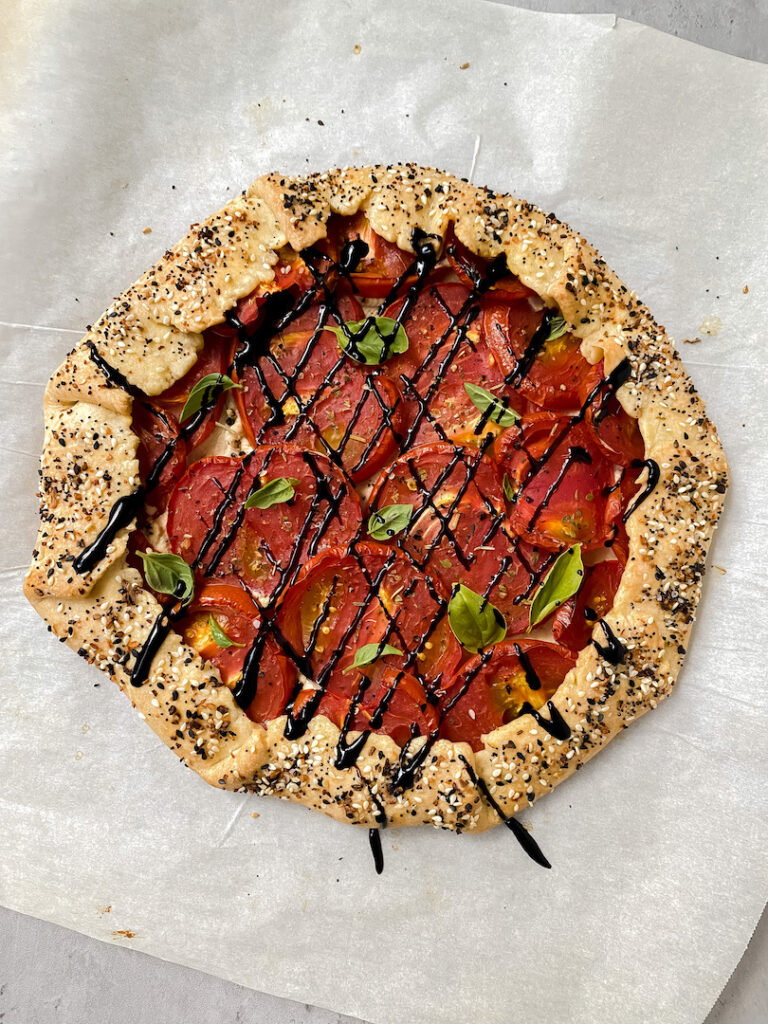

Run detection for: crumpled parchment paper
[[1, 3, 767, 1023]]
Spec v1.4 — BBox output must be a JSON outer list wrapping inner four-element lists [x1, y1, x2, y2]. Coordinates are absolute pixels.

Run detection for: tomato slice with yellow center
[[482, 301, 596, 411], [235, 294, 405, 481], [175, 583, 295, 725], [495, 415, 615, 550], [438, 640, 577, 750], [277, 542, 461, 697], [383, 283, 518, 446]]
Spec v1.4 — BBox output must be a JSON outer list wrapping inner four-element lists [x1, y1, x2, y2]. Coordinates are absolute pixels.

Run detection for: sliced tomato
[[319, 212, 414, 298], [383, 282, 472, 379], [369, 441, 504, 527], [579, 363, 645, 466], [284, 373, 405, 482], [242, 292, 363, 394], [292, 672, 437, 746], [483, 301, 595, 411], [238, 251, 315, 326], [416, 512, 547, 635], [495, 415, 615, 550], [276, 542, 461, 697], [438, 640, 577, 750], [175, 582, 295, 725], [166, 447, 362, 605], [381, 283, 522, 446], [234, 294, 404, 482], [132, 401, 187, 514], [359, 672, 439, 745], [553, 559, 624, 652], [443, 223, 535, 301], [603, 463, 644, 566], [292, 688, 351, 730], [154, 334, 235, 450]]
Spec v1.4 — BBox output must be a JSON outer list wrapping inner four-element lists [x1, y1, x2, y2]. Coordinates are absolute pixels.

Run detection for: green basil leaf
[[208, 615, 244, 648], [502, 473, 517, 503], [137, 551, 194, 605], [545, 315, 568, 342], [448, 584, 507, 652], [243, 477, 299, 510], [179, 372, 242, 422], [463, 382, 519, 428], [343, 642, 402, 674], [367, 504, 413, 541], [325, 316, 409, 365], [528, 544, 584, 628]]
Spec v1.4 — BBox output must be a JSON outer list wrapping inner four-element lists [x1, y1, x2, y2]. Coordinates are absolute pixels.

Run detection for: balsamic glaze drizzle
[[591, 620, 627, 665], [457, 755, 551, 869], [623, 458, 660, 522], [79, 222, 643, 868], [519, 700, 572, 741]]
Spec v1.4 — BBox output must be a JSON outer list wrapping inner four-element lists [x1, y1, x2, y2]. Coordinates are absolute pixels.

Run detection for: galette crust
[[24, 165, 728, 832]]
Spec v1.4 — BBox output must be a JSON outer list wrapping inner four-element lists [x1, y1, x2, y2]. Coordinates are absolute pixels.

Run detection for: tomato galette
[[24, 165, 727, 867]]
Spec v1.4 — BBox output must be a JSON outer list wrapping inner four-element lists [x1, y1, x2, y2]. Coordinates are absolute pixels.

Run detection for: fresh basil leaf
[[448, 584, 506, 652], [528, 544, 584, 628], [137, 551, 194, 605], [208, 615, 244, 648], [343, 642, 402, 674], [367, 504, 413, 541], [463, 383, 519, 428], [243, 477, 299, 510], [502, 473, 517, 503], [325, 316, 409, 365], [179, 372, 242, 422], [545, 315, 568, 342]]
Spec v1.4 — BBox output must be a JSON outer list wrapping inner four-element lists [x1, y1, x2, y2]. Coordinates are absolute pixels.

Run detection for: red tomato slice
[[381, 283, 520, 446], [443, 224, 535, 301], [237, 251, 315, 327], [175, 583, 295, 725], [414, 511, 547, 636], [553, 559, 624, 652], [483, 301, 595, 411], [382, 282, 471, 378], [292, 688, 351, 730], [359, 672, 439, 746], [167, 447, 362, 605], [438, 640, 577, 750], [579, 363, 645, 466], [154, 334, 234, 449], [234, 294, 404, 482], [292, 672, 437, 747], [368, 441, 505, 527], [276, 543, 461, 697], [132, 401, 187, 514], [495, 415, 615, 550], [603, 463, 644, 566], [319, 213, 413, 298]]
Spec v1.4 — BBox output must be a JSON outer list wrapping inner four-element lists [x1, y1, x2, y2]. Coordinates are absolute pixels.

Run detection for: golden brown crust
[[24, 164, 728, 832]]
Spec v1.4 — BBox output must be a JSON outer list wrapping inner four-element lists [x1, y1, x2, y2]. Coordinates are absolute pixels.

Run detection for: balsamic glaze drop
[[368, 828, 385, 875], [591, 620, 627, 664]]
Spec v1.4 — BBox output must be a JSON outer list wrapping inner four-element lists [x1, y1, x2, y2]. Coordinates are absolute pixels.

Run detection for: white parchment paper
[[1, 3, 767, 1023]]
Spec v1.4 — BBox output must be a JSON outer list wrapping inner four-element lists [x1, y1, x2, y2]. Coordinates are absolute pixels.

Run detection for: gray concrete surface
[[2, 2, 766, 1022]]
